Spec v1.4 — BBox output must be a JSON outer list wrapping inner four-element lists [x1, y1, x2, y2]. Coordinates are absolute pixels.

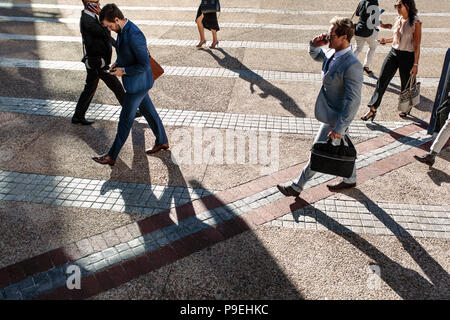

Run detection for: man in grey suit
[[278, 17, 363, 197]]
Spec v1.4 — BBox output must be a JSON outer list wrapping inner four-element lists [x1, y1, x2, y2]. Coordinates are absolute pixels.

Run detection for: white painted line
[[0, 16, 448, 33], [0, 33, 447, 55], [0, 57, 441, 87], [0, 3, 449, 17]]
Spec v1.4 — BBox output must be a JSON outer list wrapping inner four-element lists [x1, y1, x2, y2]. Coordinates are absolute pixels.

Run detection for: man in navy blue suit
[[93, 3, 168, 166]]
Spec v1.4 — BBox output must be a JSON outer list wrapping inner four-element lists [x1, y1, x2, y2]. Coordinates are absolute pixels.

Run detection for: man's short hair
[[330, 16, 354, 42], [99, 3, 124, 22]]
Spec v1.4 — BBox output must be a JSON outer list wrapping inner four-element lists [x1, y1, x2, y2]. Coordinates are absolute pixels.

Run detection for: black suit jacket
[[80, 10, 114, 67]]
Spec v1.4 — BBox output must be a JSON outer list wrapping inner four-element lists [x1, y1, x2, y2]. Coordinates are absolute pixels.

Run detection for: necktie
[[324, 54, 335, 74]]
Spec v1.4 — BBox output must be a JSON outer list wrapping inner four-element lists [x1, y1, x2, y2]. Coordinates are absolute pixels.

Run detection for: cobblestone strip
[[266, 199, 450, 239], [0, 97, 407, 138], [0, 170, 215, 215], [0, 33, 446, 55], [0, 124, 434, 300], [1, 3, 449, 16], [0, 58, 441, 87], [0, 16, 448, 33]]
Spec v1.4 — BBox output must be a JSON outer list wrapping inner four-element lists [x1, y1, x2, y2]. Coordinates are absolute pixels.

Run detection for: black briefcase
[[310, 135, 357, 178]]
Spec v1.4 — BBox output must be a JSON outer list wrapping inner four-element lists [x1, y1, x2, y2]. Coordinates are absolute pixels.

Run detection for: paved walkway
[[0, 0, 449, 300]]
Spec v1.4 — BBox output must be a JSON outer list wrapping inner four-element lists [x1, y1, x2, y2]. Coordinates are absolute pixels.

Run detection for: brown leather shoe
[[277, 184, 300, 197], [145, 143, 169, 155], [92, 154, 116, 166], [327, 181, 356, 191]]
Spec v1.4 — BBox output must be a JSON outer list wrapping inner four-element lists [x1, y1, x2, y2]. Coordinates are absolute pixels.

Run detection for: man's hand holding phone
[[87, 1, 101, 15], [311, 33, 329, 47]]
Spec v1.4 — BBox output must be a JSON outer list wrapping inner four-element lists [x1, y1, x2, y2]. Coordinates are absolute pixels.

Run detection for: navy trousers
[[108, 89, 167, 159]]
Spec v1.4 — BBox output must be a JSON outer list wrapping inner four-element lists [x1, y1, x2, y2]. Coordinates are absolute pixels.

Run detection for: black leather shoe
[[414, 154, 435, 166], [277, 184, 300, 197], [135, 110, 142, 118], [72, 117, 94, 125], [327, 181, 356, 191]]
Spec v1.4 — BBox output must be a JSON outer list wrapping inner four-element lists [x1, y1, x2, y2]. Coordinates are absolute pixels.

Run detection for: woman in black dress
[[195, 3, 220, 48]]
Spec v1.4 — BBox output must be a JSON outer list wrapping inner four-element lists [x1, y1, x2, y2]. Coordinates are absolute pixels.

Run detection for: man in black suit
[[73, 0, 140, 125]]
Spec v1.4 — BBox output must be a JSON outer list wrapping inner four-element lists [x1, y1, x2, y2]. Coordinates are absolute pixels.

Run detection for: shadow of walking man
[[289, 190, 450, 299], [201, 47, 306, 118]]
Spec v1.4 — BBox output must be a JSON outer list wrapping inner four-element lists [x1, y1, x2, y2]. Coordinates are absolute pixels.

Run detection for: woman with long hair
[[361, 0, 422, 121], [195, 1, 220, 49]]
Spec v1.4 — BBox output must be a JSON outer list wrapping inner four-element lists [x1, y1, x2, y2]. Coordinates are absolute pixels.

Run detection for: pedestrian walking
[[361, 0, 422, 121], [277, 17, 363, 197], [352, 0, 392, 76], [72, 0, 141, 126], [195, 0, 220, 49], [92, 4, 168, 166], [414, 96, 450, 167]]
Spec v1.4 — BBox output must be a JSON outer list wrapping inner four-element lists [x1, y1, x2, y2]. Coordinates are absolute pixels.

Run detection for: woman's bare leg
[[195, 14, 206, 47]]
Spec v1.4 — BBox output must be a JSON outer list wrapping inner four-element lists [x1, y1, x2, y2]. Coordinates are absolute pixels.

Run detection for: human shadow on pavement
[[426, 165, 450, 186], [96, 139, 304, 298], [200, 47, 306, 118], [289, 190, 450, 299]]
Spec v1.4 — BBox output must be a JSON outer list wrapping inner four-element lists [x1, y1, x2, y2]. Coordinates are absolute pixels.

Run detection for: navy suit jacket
[[115, 20, 153, 94]]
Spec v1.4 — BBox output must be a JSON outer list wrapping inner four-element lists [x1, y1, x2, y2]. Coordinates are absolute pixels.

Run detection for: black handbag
[[200, 0, 221, 13], [310, 135, 357, 178]]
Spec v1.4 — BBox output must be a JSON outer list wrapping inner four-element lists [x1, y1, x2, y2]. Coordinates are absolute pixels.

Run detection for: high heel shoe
[[361, 108, 377, 122], [209, 40, 219, 49], [399, 109, 411, 118], [196, 40, 206, 48]]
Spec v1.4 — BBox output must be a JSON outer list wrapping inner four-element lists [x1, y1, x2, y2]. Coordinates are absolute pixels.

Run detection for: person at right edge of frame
[[361, 0, 422, 121], [277, 17, 363, 197], [92, 4, 168, 166]]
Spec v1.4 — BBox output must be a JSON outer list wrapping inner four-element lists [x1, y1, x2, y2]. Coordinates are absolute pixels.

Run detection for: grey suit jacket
[[309, 44, 363, 135]]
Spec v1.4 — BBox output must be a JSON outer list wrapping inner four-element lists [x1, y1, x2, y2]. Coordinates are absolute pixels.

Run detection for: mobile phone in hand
[[87, 2, 98, 11]]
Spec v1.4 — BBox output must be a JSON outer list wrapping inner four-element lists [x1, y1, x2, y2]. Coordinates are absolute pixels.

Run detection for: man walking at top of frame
[[92, 4, 168, 166], [72, 0, 140, 125], [277, 17, 363, 197]]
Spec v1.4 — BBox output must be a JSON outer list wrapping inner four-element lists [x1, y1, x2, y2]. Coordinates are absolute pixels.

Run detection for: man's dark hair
[[99, 3, 124, 22], [330, 17, 355, 42]]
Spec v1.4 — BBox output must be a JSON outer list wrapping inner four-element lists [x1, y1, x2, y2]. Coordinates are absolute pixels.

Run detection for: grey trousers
[[291, 123, 357, 193]]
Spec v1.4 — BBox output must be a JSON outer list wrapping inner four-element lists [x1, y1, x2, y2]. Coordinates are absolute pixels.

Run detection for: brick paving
[[1, 122, 446, 300], [0, 97, 407, 137], [1, 15, 449, 33], [1, 3, 450, 17], [0, 33, 447, 55], [0, 58, 442, 87]]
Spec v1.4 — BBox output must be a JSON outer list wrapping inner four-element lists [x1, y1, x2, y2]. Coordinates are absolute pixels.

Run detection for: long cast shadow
[[289, 189, 450, 299], [201, 47, 306, 118]]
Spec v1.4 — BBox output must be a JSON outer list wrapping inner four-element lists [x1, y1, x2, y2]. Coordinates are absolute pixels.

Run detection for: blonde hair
[[330, 16, 354, 42]]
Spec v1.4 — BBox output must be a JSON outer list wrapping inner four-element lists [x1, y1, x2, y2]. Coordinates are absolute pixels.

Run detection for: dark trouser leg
[[73, 69, 100, 119], [138, 93, 168, 145], [98, 71, 142, 116], [107, 90, 147, 159], [397, 50, 415, 91], [367, 48, 399, 109], [99, 71, 125, 105]]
